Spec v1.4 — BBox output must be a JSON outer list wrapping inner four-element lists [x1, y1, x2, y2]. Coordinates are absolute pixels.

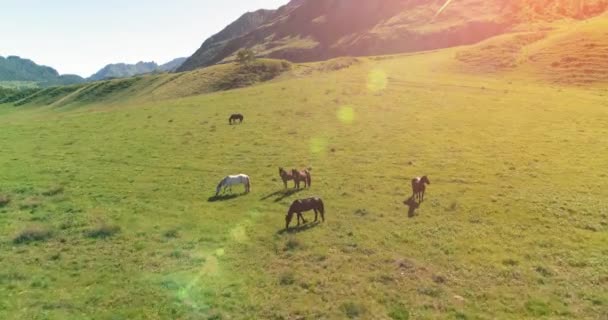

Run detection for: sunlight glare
[[367, 69, 388, 93]]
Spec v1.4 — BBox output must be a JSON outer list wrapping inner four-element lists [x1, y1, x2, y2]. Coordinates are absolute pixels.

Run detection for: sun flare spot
[[367, 69, 388, 93], [337, 106, 355, 124], [310, 137, 328, 155]]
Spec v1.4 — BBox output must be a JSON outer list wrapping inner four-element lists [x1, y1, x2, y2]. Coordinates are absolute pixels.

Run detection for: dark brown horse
[[278, 167, 295, 188], [292, 169, 311, 189], [229, 114, 244, 125], [411, 176, 430, 202], [285, 197, 325, 229]]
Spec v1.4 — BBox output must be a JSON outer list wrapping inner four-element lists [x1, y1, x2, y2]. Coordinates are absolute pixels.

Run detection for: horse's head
[[279, 167, 284, 174], [216, 178, 224, 196], [422, 176, 430, 185], [285, 212, 294, 230]]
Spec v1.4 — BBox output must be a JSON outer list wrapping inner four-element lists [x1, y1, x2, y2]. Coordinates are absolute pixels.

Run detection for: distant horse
[[292, 169, 311, 189], [216, 174, 251, 196], [411, 176, 430, 202], [285, 197, 325, 229], [279, 167, 295, 189], [229, 114, 244, 125]]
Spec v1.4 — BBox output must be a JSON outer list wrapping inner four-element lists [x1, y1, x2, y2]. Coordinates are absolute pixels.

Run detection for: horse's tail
[[318, 198, 325, 215], [305, 170, 311, 187]]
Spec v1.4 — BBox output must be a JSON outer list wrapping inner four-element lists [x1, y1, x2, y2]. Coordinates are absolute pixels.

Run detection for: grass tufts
[[13, 227, 53, 244], [86, 223, 121, 239]]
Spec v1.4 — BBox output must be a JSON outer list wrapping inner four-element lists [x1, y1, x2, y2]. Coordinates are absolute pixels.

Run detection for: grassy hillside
[[455, 13, 608, 85], [0, 45, 607, 319], [0, 59, 292, 108]]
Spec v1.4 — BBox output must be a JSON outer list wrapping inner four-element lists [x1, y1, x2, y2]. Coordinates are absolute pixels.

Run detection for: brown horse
[[229, 114, 244, 125], [285, 197, 325, 229], [411, 176, 430, 202], [292, 169, 311, 189], [278, 167, 295, 188]]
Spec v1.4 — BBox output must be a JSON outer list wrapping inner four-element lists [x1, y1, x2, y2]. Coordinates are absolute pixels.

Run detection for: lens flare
[[310, 137, 328, 155], [435, 0, 454, 18], [337, 106, 355, 124], [367, 69, 388, 93], [230, 225, 248, 243]]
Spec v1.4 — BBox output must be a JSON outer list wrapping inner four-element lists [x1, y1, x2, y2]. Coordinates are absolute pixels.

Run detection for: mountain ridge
[[179, 0, 608, 71], [0, 55, 85, 87], [88, 58, 187, 81]]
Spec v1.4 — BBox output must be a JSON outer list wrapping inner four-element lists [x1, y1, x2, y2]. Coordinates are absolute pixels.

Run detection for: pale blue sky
[[0, 0, 287, 77]]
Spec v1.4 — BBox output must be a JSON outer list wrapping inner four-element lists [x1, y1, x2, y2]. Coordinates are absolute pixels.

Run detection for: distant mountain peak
[[88, 58, 186, 81]]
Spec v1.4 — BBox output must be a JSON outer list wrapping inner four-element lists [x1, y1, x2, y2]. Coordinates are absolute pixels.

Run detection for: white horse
[[216, 174, 251, 196]]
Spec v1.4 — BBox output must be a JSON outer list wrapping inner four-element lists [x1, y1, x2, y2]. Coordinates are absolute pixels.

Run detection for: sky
[[0, 0, 287, 77]]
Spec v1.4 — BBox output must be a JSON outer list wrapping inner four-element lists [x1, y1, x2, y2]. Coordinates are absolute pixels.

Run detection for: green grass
[[0, 47, 607, 319]]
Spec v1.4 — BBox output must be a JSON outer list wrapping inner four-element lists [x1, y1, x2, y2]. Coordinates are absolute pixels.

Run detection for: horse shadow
[[207, 194, 242, 202], [261, 188, 304, 202], [277, 221, 320, 235], [403, 196, 420, 218]]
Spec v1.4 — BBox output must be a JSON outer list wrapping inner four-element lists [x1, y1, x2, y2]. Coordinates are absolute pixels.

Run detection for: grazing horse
[[278, 167, 296, 189], [216, 174, 251, 196], [411, 176, 430, 202], [285, 197, 325, 229], [229, 114, 244, 125], [292, 169, 311, 189]]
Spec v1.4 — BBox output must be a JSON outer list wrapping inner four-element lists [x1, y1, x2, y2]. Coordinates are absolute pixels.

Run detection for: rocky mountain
[[179, 0, 608, 71], [158, 57, 187, 72], [89, 58, 187, 81], [0, 55, 85, 87]]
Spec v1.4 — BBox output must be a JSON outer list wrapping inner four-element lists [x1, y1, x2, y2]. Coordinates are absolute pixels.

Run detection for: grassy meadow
[[0, 48, 607, 319]]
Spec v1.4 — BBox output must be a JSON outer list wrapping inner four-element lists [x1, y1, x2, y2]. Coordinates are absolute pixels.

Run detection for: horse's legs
[[283, 179, 287, 189], [313, 209, 318, 222]]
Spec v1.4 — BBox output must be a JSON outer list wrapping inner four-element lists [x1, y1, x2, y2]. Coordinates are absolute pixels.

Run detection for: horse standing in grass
[[279, 167, 296, 189], [411, 176, 430, 202], [292, 169, 311, 189], [216, 174, 251, 196], [229, 114, 244, 125], [285, 197, 325, 229]]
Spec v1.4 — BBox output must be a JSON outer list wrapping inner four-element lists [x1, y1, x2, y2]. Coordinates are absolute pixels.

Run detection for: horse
[[216, 174, 251, 196], [229, 114, 244, 125], [292, 169, 311, 189], [411, 176, 430, 202], [285, 197, 325, 229], [278, 167, 295, 188]]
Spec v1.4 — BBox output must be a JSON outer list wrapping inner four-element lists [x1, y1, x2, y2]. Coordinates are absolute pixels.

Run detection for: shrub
[[0, 195, 10, 207], [341, 302, 367, 319], [284, 237, 301, 251], [279, 272, 295, 286], [86, 223, 121, 239], [164, 229, 179, 238], [41, 185, 64, 196], [388, 304, 410, 320], [13, 227, 53, 244]]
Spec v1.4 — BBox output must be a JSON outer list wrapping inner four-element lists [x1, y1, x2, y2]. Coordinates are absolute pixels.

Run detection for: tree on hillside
[[236, 49, 256, 66]]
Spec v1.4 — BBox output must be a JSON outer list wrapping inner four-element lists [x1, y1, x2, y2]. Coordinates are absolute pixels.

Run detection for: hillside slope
[[455, 12, 608, 85], [0, 55, 85, 87], [181, 0, 608, 71]]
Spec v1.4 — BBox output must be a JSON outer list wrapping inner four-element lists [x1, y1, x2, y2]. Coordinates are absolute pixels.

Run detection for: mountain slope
[[177, 9, 279, 72], [181, 0, 608, 71], [158, 57, 187, 72], [0, 55, 84, 87], [89, 58, 187, 81]]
